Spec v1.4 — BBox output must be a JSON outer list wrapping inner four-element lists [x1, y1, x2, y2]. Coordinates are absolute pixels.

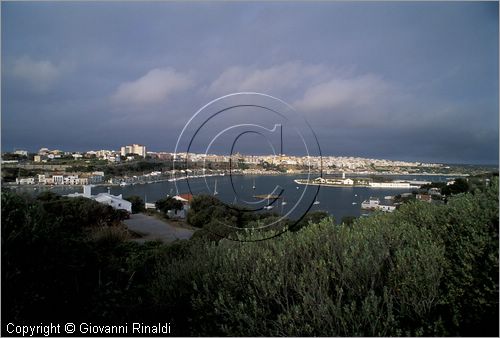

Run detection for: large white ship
[[295, 177, 426, 189], [368, 182, 412, 188]]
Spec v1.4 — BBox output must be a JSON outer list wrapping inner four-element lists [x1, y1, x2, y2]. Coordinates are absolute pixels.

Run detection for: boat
[[252, 178, 256, 190], [313, 200, 320, 205], [281, 198, 287, 206], [352, 202, 357, 205], [119, 182, 129, 187], [213, 179, 218, 196], [263, 195, 274, 210]]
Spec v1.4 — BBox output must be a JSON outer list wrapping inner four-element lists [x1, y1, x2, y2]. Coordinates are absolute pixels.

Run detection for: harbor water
[[21, 173, 456, 224]]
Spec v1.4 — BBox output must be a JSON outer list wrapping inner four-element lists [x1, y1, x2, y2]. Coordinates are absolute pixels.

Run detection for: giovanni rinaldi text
[[5, 322, 172, 336]]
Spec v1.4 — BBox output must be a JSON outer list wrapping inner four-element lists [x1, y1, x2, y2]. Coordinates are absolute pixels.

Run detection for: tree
[[341, 215, 357, 225], [291, 210, 331, 231], [1, 153, 27, 161], [186, 195, 230, 228], [155, 196, 183, 215], [442, 178, 469, 196], [125, 195, 145, 214]]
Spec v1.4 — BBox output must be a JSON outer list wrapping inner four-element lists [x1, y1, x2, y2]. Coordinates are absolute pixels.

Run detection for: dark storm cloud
[[1, 1, 498, 164]]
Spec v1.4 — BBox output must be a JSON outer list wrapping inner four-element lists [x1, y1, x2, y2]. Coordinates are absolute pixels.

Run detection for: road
[[124, 213, 194, 243]]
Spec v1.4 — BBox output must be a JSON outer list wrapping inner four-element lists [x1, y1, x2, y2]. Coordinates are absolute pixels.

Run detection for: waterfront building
[[342, 178, 354, 185], [15, 177, 35, 185], [169, 193, 194, 218], [361, 197, 380, 209], [52, 175, 64, 185], [416, 194, 432, 203], [361, 197, 396, 212], [377, 205, 397, 212]]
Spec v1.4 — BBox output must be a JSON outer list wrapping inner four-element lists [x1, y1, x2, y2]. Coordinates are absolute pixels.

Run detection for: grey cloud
[[10, 56, 65, 93], [206, 62, 329, 97], [111, 67, 194, 106], [294, 74, 393, 113]]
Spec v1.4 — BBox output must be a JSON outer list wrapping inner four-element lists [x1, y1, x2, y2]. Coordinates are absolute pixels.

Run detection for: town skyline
[[4, 143, 495, 167]]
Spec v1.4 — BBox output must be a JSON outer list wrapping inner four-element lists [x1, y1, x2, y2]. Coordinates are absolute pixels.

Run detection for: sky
[[1, 1, 498, 164]]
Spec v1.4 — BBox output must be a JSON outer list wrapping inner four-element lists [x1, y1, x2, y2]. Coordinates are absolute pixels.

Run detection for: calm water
[[28, 173, 455, 223]]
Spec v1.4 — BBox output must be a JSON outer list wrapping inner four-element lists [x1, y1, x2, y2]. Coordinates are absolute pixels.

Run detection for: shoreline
[[3, 171, 469, 189]]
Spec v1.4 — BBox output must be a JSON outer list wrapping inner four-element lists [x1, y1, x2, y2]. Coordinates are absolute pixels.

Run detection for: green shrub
[[125, 195, 145, 214], [151, 216, 445, 335]]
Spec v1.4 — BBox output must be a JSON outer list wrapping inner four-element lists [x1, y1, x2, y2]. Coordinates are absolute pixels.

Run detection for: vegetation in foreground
[[1, 178, 498, 336]]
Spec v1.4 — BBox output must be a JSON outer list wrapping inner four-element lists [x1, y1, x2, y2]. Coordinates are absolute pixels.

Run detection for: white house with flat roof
[[67, 185, 132, 213]]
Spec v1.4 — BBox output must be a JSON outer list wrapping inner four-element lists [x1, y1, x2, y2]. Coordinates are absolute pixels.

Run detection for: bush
[[151, 217, 446, 336], [341, 215, 357, 225], [393, 177, 499, 336], [441, 178, 469, 196], [1, 190, 156, 324], [155, 196, 183, 215], [187, 195, 233, 228]]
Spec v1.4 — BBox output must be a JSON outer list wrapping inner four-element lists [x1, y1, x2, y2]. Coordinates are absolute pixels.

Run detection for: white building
[[16, 177, 35, 185], [377, 205, 397, 212], [93, 194, 132, 213], [64, 175, 80, 185], [52, 175, 64, 185], [38, 148, 49, 155], [67, 185, 132, 213], [361, 197, 396, 212], [14, 149, 28, 156], [120, 144, 147, 158], [361, 197, 380, 209]]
